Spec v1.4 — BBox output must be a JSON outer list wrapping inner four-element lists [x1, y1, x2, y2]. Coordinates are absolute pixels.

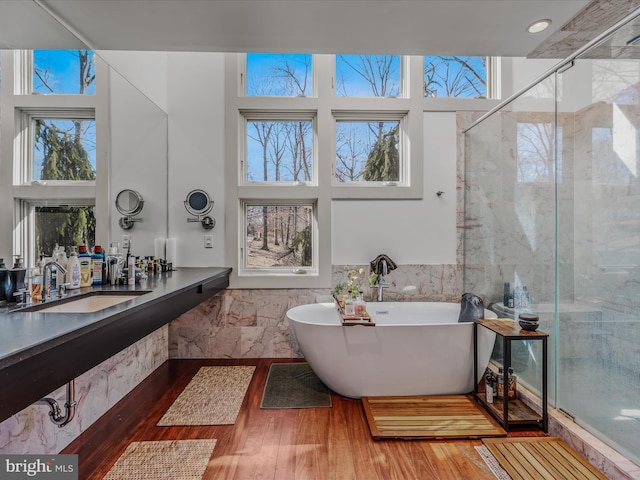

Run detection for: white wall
[[332, 112, 457, 265], [167, 52, 227, 267]]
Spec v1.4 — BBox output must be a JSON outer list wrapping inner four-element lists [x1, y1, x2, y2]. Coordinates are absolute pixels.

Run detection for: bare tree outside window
[[424, 56, 486, 98]]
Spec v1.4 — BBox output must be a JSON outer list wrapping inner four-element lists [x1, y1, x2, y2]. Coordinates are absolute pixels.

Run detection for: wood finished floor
[[63, 358, 543, 479]]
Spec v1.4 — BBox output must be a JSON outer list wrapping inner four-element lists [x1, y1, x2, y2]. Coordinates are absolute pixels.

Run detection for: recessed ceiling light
[[527, 19, 552, 34]]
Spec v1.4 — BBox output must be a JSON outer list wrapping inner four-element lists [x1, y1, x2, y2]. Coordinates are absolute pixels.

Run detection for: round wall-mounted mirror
[[115, 189, 144, 216], [185, 189, 213, 216], [115, 189, 144, 230], [184, 189, 215, 230]]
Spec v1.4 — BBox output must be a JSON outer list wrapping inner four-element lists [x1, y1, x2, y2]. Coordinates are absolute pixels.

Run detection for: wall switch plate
[[122, 235, 130, 249], [204, 235, 213, 248]]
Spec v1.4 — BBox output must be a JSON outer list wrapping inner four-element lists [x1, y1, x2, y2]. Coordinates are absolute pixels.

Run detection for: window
[[33, 50, 96, 95], [245, 118, 314, 183], [336, 54, 401, 97], [246, 53, 312, 97], [244, 203, 314, 271], [335, 118, 402, 183], [424, 56, 487, 98], [32, 117, 96, 182]]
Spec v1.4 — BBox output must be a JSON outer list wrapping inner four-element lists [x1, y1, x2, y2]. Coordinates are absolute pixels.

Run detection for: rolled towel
[[369, 254, 398, 275]]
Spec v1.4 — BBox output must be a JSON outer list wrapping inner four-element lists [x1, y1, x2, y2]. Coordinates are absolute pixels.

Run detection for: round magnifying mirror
[[185, 189, 213, 216], [115, 189, 144, 216]]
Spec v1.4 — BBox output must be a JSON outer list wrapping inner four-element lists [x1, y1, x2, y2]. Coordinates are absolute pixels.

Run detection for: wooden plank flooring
[[62, 358, 543, 480]]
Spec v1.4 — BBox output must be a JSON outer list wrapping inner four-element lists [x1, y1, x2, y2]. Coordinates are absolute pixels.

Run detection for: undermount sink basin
[[16, 291, 150, 313]]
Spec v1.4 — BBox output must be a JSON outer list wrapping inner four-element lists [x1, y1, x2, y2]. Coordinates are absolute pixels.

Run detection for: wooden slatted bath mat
[[482, 437, 609, 480], [362, 395, 507, 440]]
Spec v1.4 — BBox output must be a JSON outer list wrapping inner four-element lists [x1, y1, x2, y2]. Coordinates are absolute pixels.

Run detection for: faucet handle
[[57, 283, 69, 298], [13, 288, 31, 305]]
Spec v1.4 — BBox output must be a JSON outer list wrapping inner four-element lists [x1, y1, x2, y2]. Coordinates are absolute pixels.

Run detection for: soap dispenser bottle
[[66, 248, 81, 290]]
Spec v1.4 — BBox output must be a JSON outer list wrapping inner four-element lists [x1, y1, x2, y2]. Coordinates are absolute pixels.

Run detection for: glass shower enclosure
[[463, 12, 640, 466]]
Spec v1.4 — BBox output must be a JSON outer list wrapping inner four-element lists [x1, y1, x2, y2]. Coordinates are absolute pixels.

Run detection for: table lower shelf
[[475, 393, 543, 428]]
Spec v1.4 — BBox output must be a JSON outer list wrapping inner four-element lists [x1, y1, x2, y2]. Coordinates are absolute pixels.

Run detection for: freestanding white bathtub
[[286, 302, 497, 398]]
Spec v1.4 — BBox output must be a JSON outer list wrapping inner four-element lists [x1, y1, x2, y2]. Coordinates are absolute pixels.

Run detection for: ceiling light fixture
[[527, 19, 552, 34]]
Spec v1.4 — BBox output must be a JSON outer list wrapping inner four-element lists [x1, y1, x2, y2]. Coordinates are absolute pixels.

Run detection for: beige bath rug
[[103, 439, 217, 480], [157, 365, 255, 426]]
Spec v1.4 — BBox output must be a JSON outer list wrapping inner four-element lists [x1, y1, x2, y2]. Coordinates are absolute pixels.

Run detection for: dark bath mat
[[261, 362, 332, 409]]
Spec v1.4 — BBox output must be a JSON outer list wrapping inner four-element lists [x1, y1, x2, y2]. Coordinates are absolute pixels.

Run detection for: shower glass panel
[[463, 73, 557, 403], [464, 13, 640, 466], [556, 53, 640, 464]]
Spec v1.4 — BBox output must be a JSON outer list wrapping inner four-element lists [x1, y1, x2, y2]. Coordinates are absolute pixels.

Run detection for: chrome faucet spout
[[42, 260, 67, 303], [377, 275, 390, 302]]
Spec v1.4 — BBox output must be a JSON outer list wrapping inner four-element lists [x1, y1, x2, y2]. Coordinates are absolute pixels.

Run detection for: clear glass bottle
[[354, 291, 367, 317], [344, 294, 355, 316]]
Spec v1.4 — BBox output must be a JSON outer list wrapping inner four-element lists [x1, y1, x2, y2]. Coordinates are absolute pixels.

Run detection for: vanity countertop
[[0, 266, 231, 422]]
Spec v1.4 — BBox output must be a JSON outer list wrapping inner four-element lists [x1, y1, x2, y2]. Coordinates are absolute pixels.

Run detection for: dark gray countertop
[[0, 266, 231, 422]]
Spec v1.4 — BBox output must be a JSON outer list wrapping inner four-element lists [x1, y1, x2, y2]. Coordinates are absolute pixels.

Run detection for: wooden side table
[[473, 318, 548, 432]]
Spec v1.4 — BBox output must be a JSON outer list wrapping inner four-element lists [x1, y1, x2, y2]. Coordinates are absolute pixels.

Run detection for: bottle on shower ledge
[[503, 282, 510, 306]]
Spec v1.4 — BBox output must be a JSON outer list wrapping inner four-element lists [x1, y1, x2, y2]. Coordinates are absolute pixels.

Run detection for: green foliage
[[35, 120, 96, 181], [363, 124, 399, 181], [34, 120, 96, 255]]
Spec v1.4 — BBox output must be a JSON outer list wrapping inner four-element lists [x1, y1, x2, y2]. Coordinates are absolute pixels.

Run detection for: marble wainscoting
[[168, 264, 463, 360], [0, 326, 168, 454]]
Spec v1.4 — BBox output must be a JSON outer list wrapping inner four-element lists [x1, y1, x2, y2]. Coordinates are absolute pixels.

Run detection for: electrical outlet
[[122, 235, 130, 249], [204, 235, 213, 248]]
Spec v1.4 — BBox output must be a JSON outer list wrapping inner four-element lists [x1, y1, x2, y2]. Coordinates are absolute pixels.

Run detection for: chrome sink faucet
[[42, 260, 67, 303]]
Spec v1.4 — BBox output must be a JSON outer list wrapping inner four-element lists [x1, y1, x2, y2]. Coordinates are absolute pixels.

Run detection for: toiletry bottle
[[485, 372, 494, 404], [78, 245, 92, 287], [496, 367, 504, 399], [344, 294, 355, 316], [508, 367, 517, 399], [66, 248, 81, 289], [127, 254, 135, 285], [0, 258, 8, 302], [56, 247, 67, 285], [92, 245, 105, 285], [6, 256, 27, 303]]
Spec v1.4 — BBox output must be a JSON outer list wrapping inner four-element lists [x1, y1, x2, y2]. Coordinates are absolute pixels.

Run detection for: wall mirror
[[115, 189, 144, 229], [185, 189, 215, 230]]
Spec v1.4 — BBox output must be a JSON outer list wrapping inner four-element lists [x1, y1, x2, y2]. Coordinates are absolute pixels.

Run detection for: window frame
[[0, 50, 108, 270], [239, 199, 318, 276]]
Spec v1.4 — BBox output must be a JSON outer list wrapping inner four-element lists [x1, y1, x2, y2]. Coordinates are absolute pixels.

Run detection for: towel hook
[[436, 191, 444, 197]]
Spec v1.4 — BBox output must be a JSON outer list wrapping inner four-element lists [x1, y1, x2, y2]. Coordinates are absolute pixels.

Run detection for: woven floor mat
[[362, 395, 507, 440], [103, 439, 217, 480], [157, 365, 255, 426], [482, 437, 608, 480]]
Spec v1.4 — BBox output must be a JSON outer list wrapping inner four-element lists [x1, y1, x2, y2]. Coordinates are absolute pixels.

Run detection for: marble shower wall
[[0, 326, 168, 454]]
